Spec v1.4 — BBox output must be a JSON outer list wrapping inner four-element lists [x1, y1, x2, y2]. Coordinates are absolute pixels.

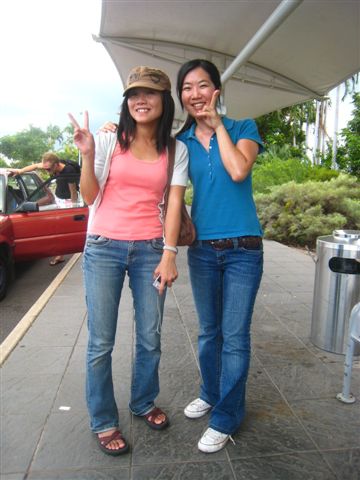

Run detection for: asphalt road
[[0, 255, 72, 343]]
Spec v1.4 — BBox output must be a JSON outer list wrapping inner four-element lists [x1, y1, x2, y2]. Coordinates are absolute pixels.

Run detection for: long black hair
[[176, 59, 222, 134], [117, 90, 175, 153]]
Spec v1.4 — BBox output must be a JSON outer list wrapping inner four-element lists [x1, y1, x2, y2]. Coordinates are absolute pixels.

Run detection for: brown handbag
[[164, 138, 196, 246]]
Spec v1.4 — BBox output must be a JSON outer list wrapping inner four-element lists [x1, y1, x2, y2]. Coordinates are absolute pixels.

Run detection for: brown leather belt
[[202, 236, 262, 251]]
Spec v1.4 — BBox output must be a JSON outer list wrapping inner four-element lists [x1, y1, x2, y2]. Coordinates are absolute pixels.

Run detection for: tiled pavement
[[1, 240, 359, 479]]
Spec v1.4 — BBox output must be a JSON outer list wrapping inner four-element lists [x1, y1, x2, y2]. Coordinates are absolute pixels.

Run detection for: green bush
[[252, 157, 339, 194], [255, 174, 360, 248], [184, 182, 193, 206]]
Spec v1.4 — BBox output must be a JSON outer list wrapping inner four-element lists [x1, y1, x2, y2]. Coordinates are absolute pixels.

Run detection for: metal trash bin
[[311, 229, 360, 355]]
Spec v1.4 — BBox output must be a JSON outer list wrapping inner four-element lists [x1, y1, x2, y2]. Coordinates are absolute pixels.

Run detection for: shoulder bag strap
[[164, 137, 176, 214]]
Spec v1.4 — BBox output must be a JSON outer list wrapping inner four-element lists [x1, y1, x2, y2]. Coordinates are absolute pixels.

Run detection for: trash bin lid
[[333, 230, 360, 240], [317, 230, 360, 252]]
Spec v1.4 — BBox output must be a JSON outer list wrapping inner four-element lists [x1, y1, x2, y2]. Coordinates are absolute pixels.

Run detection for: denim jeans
[[83, 235, 165, 433], [188, 240, 263, 434]]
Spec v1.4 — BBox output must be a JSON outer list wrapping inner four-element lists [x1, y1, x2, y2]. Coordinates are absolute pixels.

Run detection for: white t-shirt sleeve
[[171, 139, 189, 186], [94, 132, 116, 181]]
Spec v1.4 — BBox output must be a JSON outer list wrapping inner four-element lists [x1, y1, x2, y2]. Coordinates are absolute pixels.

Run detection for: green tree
[[0, 123, 78, 166], [256, 100, 316, 157], [335, 92, 360, 177], [57, 124, 79, 162], [0, 125, 55, 167]]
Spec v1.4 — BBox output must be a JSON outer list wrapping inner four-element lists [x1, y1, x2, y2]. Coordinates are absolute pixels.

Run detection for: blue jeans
[[188, 239, 263, 434], [83, 235, 166, 433]]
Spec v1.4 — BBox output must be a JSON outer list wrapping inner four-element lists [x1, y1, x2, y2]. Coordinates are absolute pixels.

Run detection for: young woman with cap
[[176, 59, 264, 453], [69, 66, 188, 455]]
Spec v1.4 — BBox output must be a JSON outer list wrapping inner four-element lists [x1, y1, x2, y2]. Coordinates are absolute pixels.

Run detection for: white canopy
[[95, 0, 360, 122]]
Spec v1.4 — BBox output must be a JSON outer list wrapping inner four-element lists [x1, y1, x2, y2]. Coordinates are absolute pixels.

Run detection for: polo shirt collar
[[185, 116, 235, 140]]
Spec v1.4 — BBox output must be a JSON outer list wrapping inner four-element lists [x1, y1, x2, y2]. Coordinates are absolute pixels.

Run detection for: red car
[[0, 168, 88, 300]]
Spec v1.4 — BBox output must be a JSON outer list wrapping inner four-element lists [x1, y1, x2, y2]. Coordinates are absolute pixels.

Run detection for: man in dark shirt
[[40, 153, 79, 204]]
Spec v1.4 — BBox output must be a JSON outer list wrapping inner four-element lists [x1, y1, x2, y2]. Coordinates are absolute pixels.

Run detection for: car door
[[9, 173, 88, 261]]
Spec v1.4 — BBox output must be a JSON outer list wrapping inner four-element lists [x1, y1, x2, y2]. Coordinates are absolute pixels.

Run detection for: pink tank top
[[89, 143, 167, 240]]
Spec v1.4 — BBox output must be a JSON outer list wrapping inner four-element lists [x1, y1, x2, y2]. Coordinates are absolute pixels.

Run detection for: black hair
[[176, 59, 222, 134], [117, 90, 175, 153]]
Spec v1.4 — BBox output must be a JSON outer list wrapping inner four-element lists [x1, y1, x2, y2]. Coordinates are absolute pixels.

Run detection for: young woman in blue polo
[[176, 59, 264, 453]]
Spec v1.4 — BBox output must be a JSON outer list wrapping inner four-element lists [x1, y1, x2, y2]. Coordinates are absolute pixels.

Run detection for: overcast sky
[[0, 0, 358, 144], [0, 0, 122, 138]]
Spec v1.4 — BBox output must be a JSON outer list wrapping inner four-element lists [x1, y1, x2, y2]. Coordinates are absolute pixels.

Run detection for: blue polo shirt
[[177, 117, 264, 240]]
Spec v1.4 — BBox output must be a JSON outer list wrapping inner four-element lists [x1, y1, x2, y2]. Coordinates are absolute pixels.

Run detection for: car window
[[21, 173, 49, 204], [6, 176, 25, 213]]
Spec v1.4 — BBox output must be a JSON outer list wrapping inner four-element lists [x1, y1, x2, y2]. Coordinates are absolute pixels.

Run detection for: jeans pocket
[[86, 234, 111, 247], [149, 237, 164, 253]]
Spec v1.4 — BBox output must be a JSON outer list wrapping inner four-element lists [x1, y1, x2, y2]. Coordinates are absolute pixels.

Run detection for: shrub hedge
[[252, 157, 339, 194], [255, 174, 360, 248]]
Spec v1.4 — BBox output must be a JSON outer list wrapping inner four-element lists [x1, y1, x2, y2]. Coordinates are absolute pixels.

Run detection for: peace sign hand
[[68, 111, 95, 157], [195, 90, 222, 130]]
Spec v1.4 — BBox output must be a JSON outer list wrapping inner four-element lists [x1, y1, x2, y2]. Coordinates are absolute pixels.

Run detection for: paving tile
[[290, 399, 360, 450], [322, 448, 360, 480], [257, 292, 299, 306], [160, 343, 197, 370], [251, 308, 287, 341], [2, 346, 72, 376], [264, 302, 312, 338], [227, 401, 315, 459], [157, 366, 201, 408], [18, 321, 82, 347], [31, 411, 131, 471], [161, 327, 190, 347], [0, 474, 26, 480], [27, 468, 130, 479], [1, 414, 45, 474], [254, 339, 315, 366], [264, 361, 339, 400], [246, 366, 284, 404], [44, 294, 87, 313], [258, 280, 285, 294], [132, 461, 234, 479], [51, 372, 87, 413], [76, 322, 89, 346], [2, 374, 61, 416], [232, 452, 336, 479]]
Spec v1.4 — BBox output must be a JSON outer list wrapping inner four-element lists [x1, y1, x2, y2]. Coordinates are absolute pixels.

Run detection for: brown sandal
[[142, 407, 169, 430], [143, 407, 169, 430], [97, 430, 129, 456]]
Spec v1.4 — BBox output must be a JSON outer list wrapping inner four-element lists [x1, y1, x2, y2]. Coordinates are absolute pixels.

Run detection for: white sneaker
[[198, 427, 231, 453], [184, 398, 212, 419]]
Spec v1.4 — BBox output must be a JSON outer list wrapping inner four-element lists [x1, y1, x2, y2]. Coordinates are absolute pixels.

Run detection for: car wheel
[[0, 255, 9, 301]]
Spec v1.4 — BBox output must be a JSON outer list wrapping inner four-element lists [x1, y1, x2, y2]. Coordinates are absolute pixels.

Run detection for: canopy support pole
[[221, 0, 303, 84]]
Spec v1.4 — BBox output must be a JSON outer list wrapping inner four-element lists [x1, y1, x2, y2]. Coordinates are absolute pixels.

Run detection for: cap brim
[[123, 82, 166, 96]]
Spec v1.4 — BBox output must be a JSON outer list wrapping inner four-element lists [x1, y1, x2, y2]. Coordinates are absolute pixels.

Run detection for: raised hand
[[68, 111, 95, 157], [195, 90, 222, 130]]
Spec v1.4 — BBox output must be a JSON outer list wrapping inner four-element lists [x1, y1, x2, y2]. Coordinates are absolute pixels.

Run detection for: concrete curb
[[0, 253, 82, 366]]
